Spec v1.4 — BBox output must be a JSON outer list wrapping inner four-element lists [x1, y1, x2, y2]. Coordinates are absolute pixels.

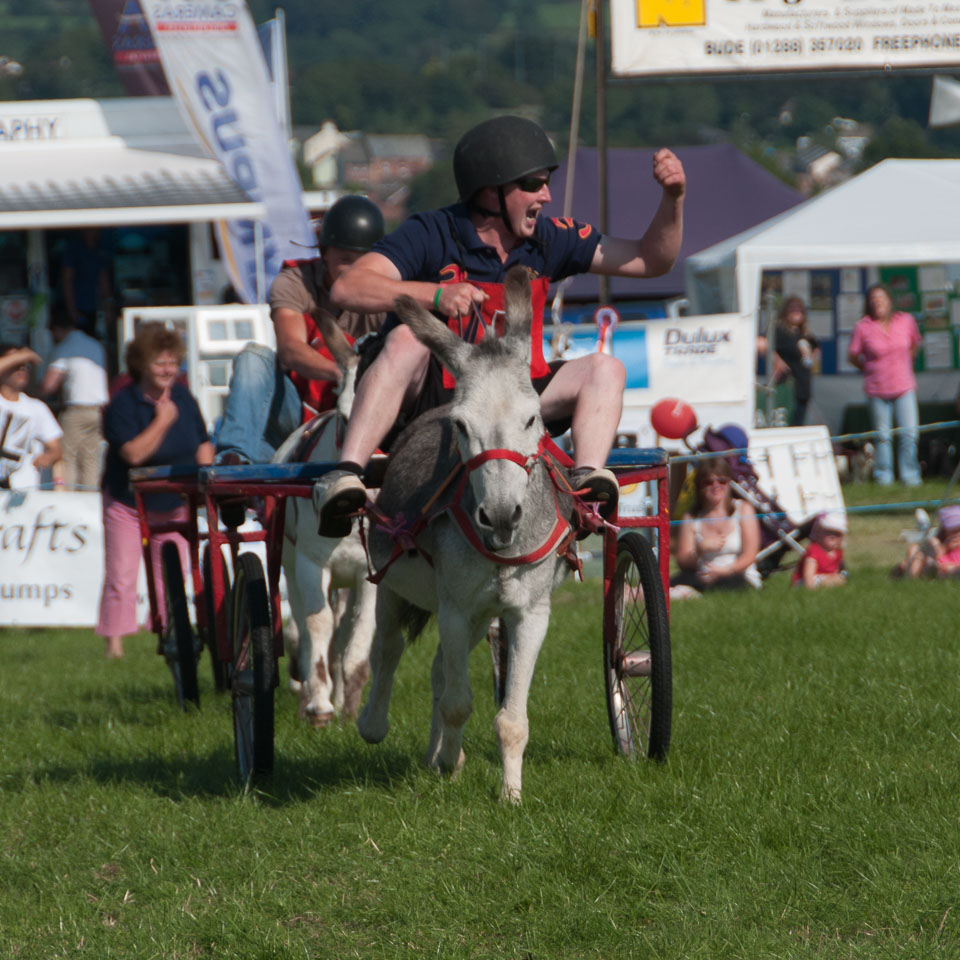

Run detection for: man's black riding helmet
[[316, 195, 385, 251], [453, 115, 558, 202]]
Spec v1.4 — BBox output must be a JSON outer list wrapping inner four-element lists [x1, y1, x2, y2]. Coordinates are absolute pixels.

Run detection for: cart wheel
[[230, 552, 276, 783], [201, 543, 230, 693], [604, 532, 671, 760], [161, 541, 199, 710], [488, 618, 508, 707]]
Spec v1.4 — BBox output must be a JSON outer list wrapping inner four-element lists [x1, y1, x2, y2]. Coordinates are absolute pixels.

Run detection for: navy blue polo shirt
[[373, 203, 601, 332], [102, 381, 209, 511]]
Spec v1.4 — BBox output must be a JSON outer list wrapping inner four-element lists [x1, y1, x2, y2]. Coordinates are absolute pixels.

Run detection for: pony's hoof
[[357, 709, 388, 744], [500, 785, 522, 805]]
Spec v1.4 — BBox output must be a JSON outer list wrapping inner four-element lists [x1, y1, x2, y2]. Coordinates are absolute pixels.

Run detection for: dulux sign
[[142, 0, 312, 303]]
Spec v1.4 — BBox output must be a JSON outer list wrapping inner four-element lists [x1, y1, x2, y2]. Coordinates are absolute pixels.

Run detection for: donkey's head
[[316, 309, 361, 419], [394, 266, 545, 551]]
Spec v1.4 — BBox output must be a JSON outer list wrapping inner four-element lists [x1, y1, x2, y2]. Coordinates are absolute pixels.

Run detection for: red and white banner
[[142, 1, 313, 302], [612, 0, 960, 77]]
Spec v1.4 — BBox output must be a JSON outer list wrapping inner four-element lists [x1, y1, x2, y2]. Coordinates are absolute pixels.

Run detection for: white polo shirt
[[48, 329, 108, 406]]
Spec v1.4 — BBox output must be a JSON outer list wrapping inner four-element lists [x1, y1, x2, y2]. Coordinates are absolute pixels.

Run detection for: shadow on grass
[[4, 739, 419, 804]]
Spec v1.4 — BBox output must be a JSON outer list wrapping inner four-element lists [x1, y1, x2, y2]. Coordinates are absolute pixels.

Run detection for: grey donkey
[[355, 266, 577, 803]]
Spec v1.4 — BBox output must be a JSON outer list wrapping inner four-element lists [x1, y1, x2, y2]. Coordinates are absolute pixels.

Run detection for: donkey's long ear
[[502, 266, 533, 360], [316, 309, 356, 372], [394, 294, 472, 378]]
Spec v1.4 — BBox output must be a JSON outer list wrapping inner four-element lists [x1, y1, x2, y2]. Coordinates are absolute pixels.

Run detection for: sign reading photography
[[611, 0, 960, 77]]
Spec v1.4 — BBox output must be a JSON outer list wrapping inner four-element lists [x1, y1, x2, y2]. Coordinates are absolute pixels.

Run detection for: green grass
[[2, 484, 960, 957]]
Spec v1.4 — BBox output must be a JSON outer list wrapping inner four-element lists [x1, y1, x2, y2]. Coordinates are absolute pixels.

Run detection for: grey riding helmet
[[316, 195, 385, 251], [453, 115, 558, 203]]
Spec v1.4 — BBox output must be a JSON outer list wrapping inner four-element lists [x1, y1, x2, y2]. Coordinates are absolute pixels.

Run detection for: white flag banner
[[611, 0, 960, 78], [142, 1, 313, 303], [929, 74, 960, 127]]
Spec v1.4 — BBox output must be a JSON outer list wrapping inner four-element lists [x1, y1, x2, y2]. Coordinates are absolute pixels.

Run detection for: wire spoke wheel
[[604, 532, 671, 760], [202, 543, 230, 693], [230, 552, 276, 784], [161, 541, 199, 710]]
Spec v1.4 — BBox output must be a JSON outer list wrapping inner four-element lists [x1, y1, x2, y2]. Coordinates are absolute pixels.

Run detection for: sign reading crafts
[[611, 0, 960, 76]]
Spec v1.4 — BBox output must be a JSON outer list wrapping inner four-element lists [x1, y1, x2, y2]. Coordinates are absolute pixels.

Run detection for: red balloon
[[650, 398, 697, 439]]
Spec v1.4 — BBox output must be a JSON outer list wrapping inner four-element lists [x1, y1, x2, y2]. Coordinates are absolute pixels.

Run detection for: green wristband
[[433, 286, 443, 311]]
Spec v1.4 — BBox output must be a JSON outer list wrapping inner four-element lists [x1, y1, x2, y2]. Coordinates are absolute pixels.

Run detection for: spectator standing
[[774, 297, 820, 427], [60, 228, 115, 337], [96, 323, 213, 659], [671, 457, 761, 596], [39, 311, 109, 490], [0, 344, 62, 489], [791, 511, 847, 588], [848, 284, 922, 486]]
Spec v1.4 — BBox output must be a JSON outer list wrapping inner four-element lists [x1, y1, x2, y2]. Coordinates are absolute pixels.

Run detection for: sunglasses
[[701, 477, 730, 488], [513, 174, 551, 193]]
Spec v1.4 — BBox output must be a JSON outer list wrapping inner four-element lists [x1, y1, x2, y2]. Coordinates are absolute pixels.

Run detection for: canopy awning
[[0, 137, 264, 228]]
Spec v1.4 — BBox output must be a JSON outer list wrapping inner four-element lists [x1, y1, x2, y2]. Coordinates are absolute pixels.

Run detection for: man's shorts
[[355, 331, 570, 452]]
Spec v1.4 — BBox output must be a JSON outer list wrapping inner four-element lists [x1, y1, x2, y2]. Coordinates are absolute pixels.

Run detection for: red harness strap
[[361, 431, 600, 582]]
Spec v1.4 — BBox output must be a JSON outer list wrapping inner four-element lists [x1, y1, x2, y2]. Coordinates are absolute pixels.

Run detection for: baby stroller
[[694, 423, 815, 579], [652, 400, 814, 579]]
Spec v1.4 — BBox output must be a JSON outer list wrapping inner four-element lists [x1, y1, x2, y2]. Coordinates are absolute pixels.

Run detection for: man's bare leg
[[315, 326, 431, 536], [539, 353, 626, 516]]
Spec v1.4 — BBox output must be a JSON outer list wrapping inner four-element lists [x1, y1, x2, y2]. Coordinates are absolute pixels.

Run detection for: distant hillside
[[1, 1, 958, 174]]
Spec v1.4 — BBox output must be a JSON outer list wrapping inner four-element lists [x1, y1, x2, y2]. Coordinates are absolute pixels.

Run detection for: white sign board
[[0, 490, 288, 629], [748, 425, 844, 525], [611, 0, 960, 77], [0, 490, 149, 627], [550, 312, 756, 448]]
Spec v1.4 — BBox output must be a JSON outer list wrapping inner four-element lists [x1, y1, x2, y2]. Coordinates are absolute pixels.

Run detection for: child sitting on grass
[[892, 505, 960, 579], [792, 511, 848, 588]]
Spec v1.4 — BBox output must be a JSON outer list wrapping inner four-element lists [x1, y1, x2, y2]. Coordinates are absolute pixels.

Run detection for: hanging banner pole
[[142, 1, 313, 304]]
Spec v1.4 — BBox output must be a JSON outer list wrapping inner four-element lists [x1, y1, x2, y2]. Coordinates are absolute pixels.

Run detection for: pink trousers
[[95, 492, 191, 639]]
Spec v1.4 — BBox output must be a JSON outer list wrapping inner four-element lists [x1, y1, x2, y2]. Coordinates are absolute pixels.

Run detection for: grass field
[[2, 483, 959, 958]]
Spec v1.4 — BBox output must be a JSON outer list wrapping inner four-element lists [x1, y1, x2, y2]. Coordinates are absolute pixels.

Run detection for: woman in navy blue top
[[96, 323, 213, 658]]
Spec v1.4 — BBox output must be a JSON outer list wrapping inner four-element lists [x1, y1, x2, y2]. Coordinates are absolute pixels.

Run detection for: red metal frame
[[601, 462, 671, 653], [133, 457, 671, 675]]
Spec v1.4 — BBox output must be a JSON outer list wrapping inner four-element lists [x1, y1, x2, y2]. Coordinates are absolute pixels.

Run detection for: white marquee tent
[[685, 159, 960, 316]]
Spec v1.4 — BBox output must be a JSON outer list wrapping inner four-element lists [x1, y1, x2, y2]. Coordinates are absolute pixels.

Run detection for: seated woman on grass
[[671, 457, 761, 598]]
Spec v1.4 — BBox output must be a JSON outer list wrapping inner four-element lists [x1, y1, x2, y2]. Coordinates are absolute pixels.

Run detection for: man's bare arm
[[590, 148, 685, 279], [0, 347, 40, 377], [273, 308, 341, 381], [331, 252, 487, 317]]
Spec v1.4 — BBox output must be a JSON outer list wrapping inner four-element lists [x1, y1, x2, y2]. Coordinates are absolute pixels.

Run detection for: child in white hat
[[792, 510, 848, 588]]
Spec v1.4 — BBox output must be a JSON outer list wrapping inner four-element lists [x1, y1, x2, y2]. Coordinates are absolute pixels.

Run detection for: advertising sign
[[548, 311, 756, 448], [142, 0, 314, 303], [0, 490, 149, 627], [611, 0, 960, 77]]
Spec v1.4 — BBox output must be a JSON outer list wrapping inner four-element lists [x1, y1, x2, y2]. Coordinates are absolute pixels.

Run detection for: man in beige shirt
[[214, 195, 386, 467]]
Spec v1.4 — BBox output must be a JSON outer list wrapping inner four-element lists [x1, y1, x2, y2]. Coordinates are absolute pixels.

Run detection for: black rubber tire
[[604, 532, 671, 760], [161, 541, 199, 710], [230, 552, 276, 783], [202, 543, 230, 693]]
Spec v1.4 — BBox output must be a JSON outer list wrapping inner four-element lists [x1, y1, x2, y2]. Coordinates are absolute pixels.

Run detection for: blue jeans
[[214, 342, 301, 463], [869, 390, 921, 485]]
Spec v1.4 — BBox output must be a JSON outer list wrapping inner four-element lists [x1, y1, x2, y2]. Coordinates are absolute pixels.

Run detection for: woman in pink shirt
[[848, 284, 922, 486]]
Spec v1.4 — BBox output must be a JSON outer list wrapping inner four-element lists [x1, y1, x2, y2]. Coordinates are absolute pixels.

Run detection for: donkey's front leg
[[357, 587, 406, 744], [494, 601, 550, 803], [434, 604, 483, 776]]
